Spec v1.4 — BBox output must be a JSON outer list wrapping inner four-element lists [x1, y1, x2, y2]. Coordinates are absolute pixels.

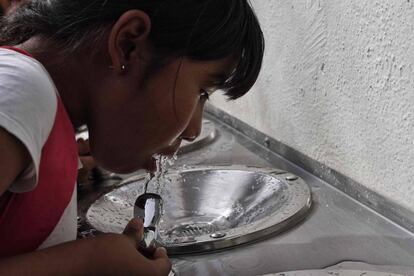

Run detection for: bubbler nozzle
[[134, 193, 164, 258]]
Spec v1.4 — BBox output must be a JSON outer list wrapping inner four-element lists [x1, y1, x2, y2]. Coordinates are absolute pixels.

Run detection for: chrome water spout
[[134, 193, 163, 258]]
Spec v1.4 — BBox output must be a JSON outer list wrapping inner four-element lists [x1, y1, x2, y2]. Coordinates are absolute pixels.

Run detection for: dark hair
[[0, 0, 264, 99]]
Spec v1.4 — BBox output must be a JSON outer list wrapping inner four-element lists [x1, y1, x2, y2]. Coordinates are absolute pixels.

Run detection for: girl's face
[[82, 11, 237, 173], [88, 56, 235, 173]]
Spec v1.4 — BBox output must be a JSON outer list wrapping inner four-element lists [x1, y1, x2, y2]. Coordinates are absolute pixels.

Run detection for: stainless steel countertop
[[78, 111, 414, 276]]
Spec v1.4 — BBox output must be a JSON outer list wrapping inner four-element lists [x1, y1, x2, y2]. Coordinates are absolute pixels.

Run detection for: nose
[[180, 104, 203, 142]]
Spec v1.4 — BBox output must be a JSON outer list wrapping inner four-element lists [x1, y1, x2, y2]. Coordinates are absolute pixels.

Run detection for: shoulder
[[0, 48, 58, 192], [0, 48, 57, 112]]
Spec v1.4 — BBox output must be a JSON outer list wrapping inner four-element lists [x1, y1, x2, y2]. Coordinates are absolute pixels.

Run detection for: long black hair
[[0, 0, 264, 99]]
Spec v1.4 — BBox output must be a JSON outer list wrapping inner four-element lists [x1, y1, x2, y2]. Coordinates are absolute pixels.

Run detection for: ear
[[0, 0, 11, 13], [108, 10, 151, 74]]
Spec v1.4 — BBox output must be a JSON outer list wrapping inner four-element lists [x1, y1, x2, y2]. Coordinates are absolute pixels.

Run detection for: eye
[[200, 89, 210, 101]]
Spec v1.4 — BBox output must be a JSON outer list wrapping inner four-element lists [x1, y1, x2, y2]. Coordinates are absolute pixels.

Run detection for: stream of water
[[144, 152, 178, 194]]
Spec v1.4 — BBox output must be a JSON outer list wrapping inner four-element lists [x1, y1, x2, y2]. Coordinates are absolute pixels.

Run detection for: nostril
[[181, 116, 202, 142]]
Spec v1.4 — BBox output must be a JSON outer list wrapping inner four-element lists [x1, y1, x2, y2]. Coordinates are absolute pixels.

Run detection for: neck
[[18, 37, 90, 129]]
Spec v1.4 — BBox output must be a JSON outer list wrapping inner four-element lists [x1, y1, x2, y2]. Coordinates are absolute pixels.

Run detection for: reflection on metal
[[134, 193, 163, 257], [286, 175, 299, 181], [210, 232, 227, 239], [86, 165, 312, 255], [75, 125, 88, 139]]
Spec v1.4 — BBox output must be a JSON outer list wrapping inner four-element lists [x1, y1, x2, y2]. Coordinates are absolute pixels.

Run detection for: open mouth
[[143, 149, 180, 174]]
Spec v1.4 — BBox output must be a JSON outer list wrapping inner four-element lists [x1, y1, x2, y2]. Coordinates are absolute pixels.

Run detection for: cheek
[[87, 93, 157, 172], [87, 61, 201, 171], [143, 60, 202, 139], [88, 121, 150, 173], [147, 83, 199, 141], [171, 82, 201, 130]]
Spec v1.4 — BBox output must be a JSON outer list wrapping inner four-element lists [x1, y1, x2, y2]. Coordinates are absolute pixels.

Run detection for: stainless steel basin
[[86, 165, 312, 255], [263, 270, 405, 276]]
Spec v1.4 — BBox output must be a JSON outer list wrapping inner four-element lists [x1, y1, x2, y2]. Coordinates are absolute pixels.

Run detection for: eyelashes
[[200, 89, 210, 100]]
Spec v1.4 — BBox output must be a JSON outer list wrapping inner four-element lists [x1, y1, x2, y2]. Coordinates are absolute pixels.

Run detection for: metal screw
[[264, 138, 271, 147], [285, 175, 299, 181], [210, 232, 226, 239]]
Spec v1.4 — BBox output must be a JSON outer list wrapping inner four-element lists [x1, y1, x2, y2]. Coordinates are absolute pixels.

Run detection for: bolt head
[[210, 232, 226, 239], [286, 175, 299, 181]]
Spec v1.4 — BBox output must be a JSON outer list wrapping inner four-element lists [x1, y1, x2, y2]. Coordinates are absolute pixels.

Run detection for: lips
[[142, 140, 182, 173]]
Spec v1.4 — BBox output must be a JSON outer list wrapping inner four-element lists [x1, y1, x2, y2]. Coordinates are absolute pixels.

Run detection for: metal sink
[[263, 270, 405, 276], [86, 165, 312, 255]]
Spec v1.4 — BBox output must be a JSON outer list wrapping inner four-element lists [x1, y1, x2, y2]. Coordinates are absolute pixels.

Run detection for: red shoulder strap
[[0, 46, 32, 57]]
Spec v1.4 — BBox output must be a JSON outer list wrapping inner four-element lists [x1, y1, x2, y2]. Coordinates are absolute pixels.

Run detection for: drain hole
[[164, 223, 216, 238]]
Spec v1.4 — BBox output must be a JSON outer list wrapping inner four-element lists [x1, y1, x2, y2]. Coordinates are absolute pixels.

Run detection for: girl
[[0, 0, 264, 274]]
